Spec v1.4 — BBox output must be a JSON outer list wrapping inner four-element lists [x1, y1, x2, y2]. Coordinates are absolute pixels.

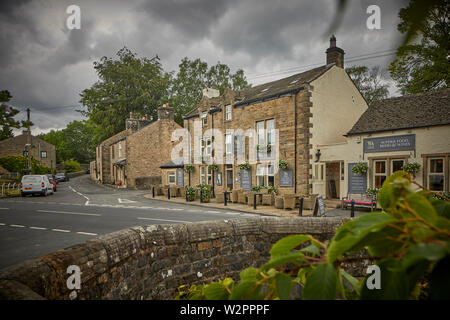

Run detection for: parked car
[[46, 174, 58, 184], [20, 175, 54, 197], [48, 177, 57, 192], [55, 172, 69, 182]]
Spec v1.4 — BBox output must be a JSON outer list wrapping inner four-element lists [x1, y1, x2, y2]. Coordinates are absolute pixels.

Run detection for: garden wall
[[0, 216, 360, 300]]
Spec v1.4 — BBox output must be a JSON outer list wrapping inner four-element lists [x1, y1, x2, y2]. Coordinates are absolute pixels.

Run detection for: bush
[[176, 171, 450, 300], [185, 187, 196, 201], [64, 159, 81, 173], [0, 155, 52, 175]]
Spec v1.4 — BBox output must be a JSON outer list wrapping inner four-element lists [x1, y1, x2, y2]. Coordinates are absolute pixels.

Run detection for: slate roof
[[234, 65, 332, 107], [182, 64, 334, 118], [160, 158, 184, 169], [347, 88, 450, 135]]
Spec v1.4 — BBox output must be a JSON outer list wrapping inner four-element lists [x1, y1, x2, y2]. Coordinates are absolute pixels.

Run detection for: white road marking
[[167, 208, 183, 211], [10, 224, 25, 228], [69, 186, 90, 206], [118, 198, 136, 204], [206, 210, 220, 214], [37, 209, 101, 217], [52, 229, 70, 233], [137, 217, 191, 224], [0, 223, 5, 226], [76, 231, 98, 236], [224, 211, 240, 215], [29, 226, 47, 230], [0, 208, 10, 210]]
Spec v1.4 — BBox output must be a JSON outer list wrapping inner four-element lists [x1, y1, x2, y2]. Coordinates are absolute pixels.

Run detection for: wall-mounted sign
[[348, 163, 367, 194], [240, 168, 252, 191], [278, 169, 293, 187], [216, 172, 222, 186], [363, 134, 415, 153], [176, 169, 184, 187]]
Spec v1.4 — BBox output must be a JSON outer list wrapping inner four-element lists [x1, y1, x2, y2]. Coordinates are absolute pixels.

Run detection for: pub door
[[326, 162, 340, 199]]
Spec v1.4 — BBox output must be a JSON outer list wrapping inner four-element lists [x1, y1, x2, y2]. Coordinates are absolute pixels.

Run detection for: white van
[[20, 175, 54, 197]]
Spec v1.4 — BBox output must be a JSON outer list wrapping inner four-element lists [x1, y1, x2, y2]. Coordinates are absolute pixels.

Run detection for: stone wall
[[135, 176, 162, 190], [0, 217, 355, 300]]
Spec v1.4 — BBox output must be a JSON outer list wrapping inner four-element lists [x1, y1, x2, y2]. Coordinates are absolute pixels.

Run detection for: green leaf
[[302, 263, 337, 300], [402, 243, 447, 269], [328, 213, 394, 263], [262, 251, 306, 271], [229, 280, 261, 300], [429, 255, 450, 300], [430, 198, 450, 219], [340, 269, 362, 295], [300, 244, 321, 256], [275, 273, 292, 300], [406, 193, 438, 224], [239, 267, 260, 282], [377, 171, 410, 210], [270, 235, 312, 258], [361, 259, 409, 300], [204, 283, 229, 300]]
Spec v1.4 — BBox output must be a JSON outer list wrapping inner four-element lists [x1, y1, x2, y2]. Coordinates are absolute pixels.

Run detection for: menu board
[[240, 168, 252, 191], [279, 169, 293, 187], [176, 168, 184, 187], [348, 163, 367, 193]]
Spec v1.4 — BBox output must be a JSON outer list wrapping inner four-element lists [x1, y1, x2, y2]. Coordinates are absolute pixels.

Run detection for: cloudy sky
[[0, 0, 408, 135]]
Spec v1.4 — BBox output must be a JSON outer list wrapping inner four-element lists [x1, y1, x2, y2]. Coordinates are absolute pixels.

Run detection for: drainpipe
[[294, 93, 297, 194], [187, 119, 191, 187]]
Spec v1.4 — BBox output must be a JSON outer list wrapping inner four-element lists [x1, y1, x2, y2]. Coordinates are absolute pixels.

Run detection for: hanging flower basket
[[402, 162, 421, 174], [184, 165, 195, 172], [278, 160, 289, 170], [352, 162, 368, 175], [208, 164, 218, 171], [237, 162, 250, 170]]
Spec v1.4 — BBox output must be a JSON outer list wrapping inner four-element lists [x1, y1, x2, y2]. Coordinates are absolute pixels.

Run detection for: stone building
[[312, 88, 450, 199], [0, 129, 56, 169], [93, 104, 182, 188], [175, 37, 368, 197]]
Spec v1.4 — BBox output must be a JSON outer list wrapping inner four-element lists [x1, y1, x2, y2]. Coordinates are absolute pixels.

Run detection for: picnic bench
[[342, 193, 377, 211]]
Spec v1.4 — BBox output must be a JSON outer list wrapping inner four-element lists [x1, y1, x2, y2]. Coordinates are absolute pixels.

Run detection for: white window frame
[[225, 105, 232, 121], [225, 134, 233, 155], [202, 112, 207, 126], [374, 160, 387, 189], [428, 157, 445, 191], [40, 151, 47, 158], [200, 166, 206, 185], [168, 171, 176, 185]]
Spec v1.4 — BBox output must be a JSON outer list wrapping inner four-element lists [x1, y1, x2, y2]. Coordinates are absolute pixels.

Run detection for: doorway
[[226, 165, 233, 190], [326, 162, 340, 199]]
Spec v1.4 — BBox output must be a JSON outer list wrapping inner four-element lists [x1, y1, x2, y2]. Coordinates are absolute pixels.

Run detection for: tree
[[389, 0, 450, 95], [346, 66, 389, 105], [169, 58, 250, 124], [0, 90, 20, 141], [79, 47, 170, 142], [39, 120, 97, 164]]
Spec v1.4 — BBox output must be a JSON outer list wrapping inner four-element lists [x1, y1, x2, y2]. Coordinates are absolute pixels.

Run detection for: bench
[[342, 193, 377, 211]]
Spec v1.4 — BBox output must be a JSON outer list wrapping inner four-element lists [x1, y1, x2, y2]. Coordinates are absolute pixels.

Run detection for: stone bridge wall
[[0, 217, 355, 300]]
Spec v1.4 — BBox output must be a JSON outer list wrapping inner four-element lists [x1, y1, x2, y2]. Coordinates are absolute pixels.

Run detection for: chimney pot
[[326, 35, 344, 68]]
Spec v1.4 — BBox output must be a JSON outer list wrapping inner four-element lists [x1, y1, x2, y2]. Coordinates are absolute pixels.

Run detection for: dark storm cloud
[[0, 0, 409, 134]]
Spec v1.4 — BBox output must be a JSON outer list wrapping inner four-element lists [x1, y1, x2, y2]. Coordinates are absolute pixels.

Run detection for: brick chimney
[[157, 103, 174, 121], [326, 35, 345, 68], [126, 111, 152, 132]]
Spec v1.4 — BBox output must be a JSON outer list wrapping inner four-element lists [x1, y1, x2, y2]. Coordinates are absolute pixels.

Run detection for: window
[[225, 105, 232, 121], [118, 144, 122, 157], [40, 151, 47, 158], [256, 119, 275, 157], [374, 160, 387, 189], [200, 166, 206, 185], [207, 167, 212, 185], [202, 112, 207, 126], [206, 138, 212, 157], [225, 134, 232, 154], [429, 158, 444, 191], [391, 159, 404, 173], [256, 163, 274, 186], [168, 172, 176, 184], [256, 121, 265, 146]]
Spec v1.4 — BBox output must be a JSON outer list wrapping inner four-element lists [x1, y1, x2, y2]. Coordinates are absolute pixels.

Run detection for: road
[[0, 175, 254, 268]]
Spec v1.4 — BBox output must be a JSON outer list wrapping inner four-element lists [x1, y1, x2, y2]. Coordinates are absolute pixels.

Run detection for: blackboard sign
[[176, 169, 184, 187], [348, 163, 367, 193], [240, 168, 252, 191], [279, 169, 293, 187], [363, 134, 415, 153], [216, 172, 222, 186], [313, 196, 326, 217]]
